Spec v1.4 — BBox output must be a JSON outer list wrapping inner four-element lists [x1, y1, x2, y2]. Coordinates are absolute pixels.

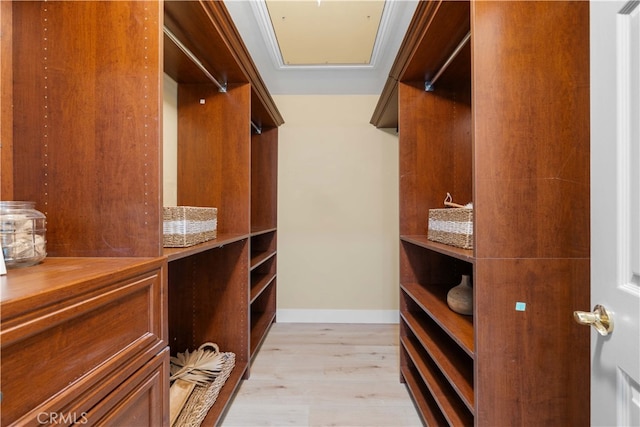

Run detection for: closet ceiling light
[[265, 0, 385, 66]]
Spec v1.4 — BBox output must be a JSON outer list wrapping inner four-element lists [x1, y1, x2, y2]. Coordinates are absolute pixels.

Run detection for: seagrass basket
[[427, 207, 473, 249], [163, 206, 217, 247], [173, 352, 235, 427]]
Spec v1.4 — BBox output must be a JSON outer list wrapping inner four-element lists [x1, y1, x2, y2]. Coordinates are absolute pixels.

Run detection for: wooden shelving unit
[[163, 1, 282, 423], [372, 0, 591, 425], [1, 1, 282, 425], [249, 122, 279, 362]]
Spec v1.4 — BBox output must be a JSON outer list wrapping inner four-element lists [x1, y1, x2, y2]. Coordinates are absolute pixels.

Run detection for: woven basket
[[173, 352, 236, 427], [427, 207, 473, 249], [163, 206, 217, 247]]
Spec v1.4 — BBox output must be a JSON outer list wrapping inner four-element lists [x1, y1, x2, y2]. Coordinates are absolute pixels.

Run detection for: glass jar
[[0, 201, 47, 268]]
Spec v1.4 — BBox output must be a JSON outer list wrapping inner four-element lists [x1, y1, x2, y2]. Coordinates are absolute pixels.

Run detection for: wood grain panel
[[0, 1, 13, 200], [177, 83, 251, 235], [251, 127, 278, 232], [11, 1, 163, 257], [398, 82, 472, 237], [476, 177, 589, 258], [474, 257, 590, 426], [472, 0, 590, 259], [168, 239, 249, 364]]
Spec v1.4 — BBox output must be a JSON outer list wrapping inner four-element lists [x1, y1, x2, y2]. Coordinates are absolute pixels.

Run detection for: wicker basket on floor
[[173, 352, 235, 427]]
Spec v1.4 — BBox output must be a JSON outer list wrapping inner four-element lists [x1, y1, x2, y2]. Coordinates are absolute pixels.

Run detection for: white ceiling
[[224, 0, 419, 95]]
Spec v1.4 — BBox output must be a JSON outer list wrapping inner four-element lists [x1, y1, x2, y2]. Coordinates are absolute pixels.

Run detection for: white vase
[[447, 275, 473, 315]]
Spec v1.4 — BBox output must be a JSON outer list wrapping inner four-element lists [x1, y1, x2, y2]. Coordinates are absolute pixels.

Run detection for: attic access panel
[[265, 0, 385, 66]]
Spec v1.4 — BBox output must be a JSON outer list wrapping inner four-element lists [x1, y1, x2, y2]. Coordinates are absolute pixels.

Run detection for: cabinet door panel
[[1, 267, 166, 425], [90, 349, 169, 427]]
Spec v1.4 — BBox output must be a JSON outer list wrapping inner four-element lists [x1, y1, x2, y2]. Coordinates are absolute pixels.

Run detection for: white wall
[[163, 81, 400, 323], [274, 95, 399, 323]]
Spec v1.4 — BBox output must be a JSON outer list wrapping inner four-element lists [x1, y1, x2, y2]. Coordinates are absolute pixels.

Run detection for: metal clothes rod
[[163, 26, 227, 93], [425, 32, 471, 92], [251, 121, 262, 135]]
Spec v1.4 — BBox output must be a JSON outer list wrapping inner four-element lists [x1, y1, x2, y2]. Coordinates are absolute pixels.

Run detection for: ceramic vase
[[447, 275, 473, 315]]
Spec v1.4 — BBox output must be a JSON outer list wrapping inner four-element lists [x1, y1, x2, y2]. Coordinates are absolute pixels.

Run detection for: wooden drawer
[[0, 257, 167, 426], [88, 348, 169, 426]]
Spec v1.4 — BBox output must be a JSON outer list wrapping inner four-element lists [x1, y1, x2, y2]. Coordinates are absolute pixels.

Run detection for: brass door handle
[[573, 304, 614, 336]]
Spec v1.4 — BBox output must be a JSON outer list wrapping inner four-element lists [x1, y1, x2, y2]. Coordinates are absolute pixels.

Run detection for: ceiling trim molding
[[249, 0, 286, 68], [369, 0, 398, 68], [223, 0, 418, 94]]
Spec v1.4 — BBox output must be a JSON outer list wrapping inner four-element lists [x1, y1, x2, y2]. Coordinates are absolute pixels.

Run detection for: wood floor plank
[[221, 323, 422, 426]]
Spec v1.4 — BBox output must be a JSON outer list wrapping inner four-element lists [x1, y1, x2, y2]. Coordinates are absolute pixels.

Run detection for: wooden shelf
[[163, 233, 249, 262], [401, 337, 473, 426], [401, 283, 474, 356], [199, 361, 248, 426], [250, 227, 277, 237], [401, 311, 474, 411], [250, 280, 276, 358], [401, 365, 448, 427], [251, 272, 276, 303], [401, 235, 474, 263], [250, 309, 276, 358], [250, 250, 276, 270], [164, 1, 281, 421]]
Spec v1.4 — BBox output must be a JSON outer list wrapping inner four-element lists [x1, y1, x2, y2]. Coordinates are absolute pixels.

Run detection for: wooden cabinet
[[372, 1, 590, 425], [162, 1, 282, 423], [0, 258, 168, 426], [1, 1, 168, 425], [2, 0, 281, 425], [250, 126, 279, 360], [2, 0, 163, 257]]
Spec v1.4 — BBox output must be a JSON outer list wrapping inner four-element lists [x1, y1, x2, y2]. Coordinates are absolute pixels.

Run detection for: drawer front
[[1, 267, 166, 426], [90, 348, 169, 427]]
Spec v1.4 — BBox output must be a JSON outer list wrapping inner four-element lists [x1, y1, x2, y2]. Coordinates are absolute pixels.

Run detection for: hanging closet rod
[[251, 121, 262, 135], [425, 32, 471, 92], [164, 26, 227, 93]]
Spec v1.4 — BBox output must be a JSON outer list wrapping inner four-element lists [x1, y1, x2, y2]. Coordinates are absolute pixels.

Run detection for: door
[[590, 1, 640, 425]]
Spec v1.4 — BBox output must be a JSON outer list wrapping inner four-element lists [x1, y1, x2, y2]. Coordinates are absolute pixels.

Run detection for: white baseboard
[[276, 309, 399, 324]]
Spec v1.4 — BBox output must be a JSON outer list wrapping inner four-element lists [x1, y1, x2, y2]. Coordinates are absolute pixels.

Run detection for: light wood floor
[[220, 323, 423, 427]]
